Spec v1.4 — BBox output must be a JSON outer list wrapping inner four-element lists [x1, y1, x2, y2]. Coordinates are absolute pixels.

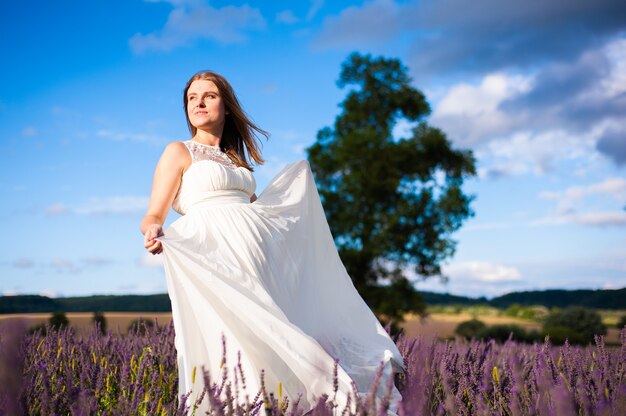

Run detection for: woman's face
[[187, 79, 227, 133]]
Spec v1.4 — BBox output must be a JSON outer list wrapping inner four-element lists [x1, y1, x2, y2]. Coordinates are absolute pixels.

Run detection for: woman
[[141, 70, 404, 414]]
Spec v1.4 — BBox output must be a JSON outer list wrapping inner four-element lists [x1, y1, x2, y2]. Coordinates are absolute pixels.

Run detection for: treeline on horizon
[[1, 288, 624, 314]]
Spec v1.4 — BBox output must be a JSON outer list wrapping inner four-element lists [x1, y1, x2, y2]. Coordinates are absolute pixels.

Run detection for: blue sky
[[1, 0, 625, 299]]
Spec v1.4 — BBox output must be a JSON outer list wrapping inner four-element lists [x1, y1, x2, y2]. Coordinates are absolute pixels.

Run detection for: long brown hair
[[183, 71, 268, 170]]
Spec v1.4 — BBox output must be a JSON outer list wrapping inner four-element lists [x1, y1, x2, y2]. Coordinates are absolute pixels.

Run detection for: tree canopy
[[306, 52, 476, 322], [543, 306, 607, 344]]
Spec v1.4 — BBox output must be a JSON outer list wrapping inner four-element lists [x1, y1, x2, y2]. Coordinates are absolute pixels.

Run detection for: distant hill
[[0, 294, 171, 314], [423, 288, 625, 310], [489, 288, 626, 309], [419, 291, 488, 306], [0, 288, 624, 314], [0, 295, 60, 314]]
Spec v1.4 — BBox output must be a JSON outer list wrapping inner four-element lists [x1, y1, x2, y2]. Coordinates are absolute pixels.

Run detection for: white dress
[[158, 140, 404, 414]]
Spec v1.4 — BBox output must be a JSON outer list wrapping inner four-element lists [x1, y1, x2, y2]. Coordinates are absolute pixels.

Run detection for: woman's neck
[[192, 129, 222, 147]]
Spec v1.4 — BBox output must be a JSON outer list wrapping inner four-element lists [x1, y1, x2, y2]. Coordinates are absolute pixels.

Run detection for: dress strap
[[182, 140, 196, 162]]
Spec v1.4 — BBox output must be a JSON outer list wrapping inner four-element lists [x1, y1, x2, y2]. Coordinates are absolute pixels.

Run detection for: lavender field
[[0, 320, 624, 415]]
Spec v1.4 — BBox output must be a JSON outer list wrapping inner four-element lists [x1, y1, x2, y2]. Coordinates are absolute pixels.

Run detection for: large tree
[[307, 53, 476, 323]]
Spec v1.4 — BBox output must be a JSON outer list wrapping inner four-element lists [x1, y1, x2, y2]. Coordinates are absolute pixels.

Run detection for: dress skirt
[[158, 160, 403, 413]]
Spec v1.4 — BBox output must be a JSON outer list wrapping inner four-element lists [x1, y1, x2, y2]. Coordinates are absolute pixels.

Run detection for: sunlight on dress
[[157, 140, 404, 414]]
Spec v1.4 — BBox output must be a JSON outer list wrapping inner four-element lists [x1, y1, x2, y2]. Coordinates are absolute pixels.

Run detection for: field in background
[[0, 312, 173, 334], [400, 312, 541, 337], [399, 312, 622, 344], [0, 309, 622, 344]]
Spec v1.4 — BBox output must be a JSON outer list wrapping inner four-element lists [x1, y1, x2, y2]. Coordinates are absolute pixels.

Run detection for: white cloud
[[12, 258, 34, 269], [463, 221, 514, 232], [602, 281, 625, 289], [4, 256, 116, 281], [46, 203, 68, 216], [443, 261, 522, 282], [130, 0, 266, 53], [47, 196, 149, 216], [435, 38, 626, 177], [431, 68, 623, 178], [306, 0, 325, 21], [431, 69, 603, 154], [139, 252, 164, 268], [579, 38, 626, 110], [95, 129, 168, 145], [312, 0, 401, 49], [432, 73, 533, 146], [51, 259, 81, 274], [539, 177, 626, 212], [310, 0, 626, 162], [602, 38, 626, 96], [310, 1, 626, 179], [531, 211, 626, 227], [39, 289, 58, 298], [74, 196, 149, 216], [575, 211, 626, 226], [533, 178, 626, 227], [276, 10, 299, 25], [82, 257, 114, 267], [481, 129, 598, 177]]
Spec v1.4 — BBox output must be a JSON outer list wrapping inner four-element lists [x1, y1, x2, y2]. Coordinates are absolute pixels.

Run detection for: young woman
[[141, 70, 404, 413]]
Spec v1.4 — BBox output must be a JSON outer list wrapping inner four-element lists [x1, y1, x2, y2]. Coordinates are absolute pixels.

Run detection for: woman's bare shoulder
[[163, 140, 189, 154], [159, 141, 192, 169], [163, 142, 191, 159]]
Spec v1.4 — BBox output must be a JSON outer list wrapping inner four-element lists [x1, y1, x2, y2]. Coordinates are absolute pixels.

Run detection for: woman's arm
[[140, 142, 190, 254], [250, 193, 257, 203]]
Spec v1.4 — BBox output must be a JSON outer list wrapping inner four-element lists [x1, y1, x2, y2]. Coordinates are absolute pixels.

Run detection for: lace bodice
[[184, 140, 239, 169], [171, 140, 256, 215]]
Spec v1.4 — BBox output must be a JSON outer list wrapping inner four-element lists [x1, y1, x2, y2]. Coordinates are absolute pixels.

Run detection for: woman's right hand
[[144, 224, 164, 255]]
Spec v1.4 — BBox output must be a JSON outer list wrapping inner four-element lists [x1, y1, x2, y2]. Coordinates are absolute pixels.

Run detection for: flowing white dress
[[158, 140, 404, 414]]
